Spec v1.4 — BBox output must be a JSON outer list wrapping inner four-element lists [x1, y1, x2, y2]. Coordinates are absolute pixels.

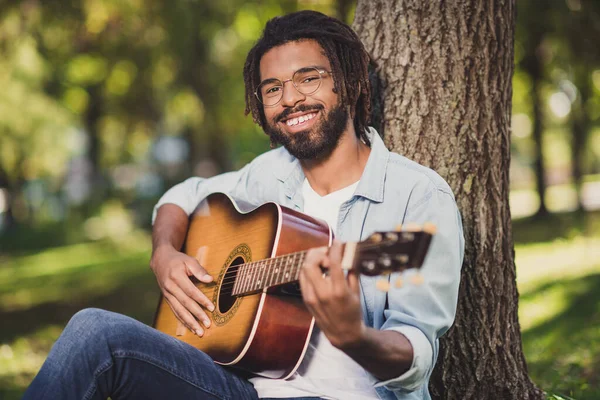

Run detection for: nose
[[280, 79, 306, 108]]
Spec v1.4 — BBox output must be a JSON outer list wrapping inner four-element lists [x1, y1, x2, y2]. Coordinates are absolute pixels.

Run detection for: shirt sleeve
[[151, 157, 267, 224], [376, 184, 464, 392]]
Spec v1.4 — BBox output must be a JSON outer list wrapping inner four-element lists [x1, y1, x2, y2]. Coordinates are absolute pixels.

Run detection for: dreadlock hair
[[243, 10, 372, 146]]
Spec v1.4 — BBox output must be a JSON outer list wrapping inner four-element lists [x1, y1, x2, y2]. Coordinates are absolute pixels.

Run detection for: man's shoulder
[[386, 152, 454, 197]]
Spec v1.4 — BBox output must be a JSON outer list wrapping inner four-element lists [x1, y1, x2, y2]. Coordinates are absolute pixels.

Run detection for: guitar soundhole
[[218, 256, 244, 313]]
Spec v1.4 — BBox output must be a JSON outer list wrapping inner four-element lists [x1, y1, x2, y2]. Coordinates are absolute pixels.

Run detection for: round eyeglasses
[[255, 67, 331, 107]]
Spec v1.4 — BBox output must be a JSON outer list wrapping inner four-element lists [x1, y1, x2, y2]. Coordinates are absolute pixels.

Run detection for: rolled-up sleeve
[[376, 185, 464, 391]]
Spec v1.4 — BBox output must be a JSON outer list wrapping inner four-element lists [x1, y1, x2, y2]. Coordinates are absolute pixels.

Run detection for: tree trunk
[[570, 69, 590, 213], [520, 7, 549, 218], [353, 1, 543, 399]]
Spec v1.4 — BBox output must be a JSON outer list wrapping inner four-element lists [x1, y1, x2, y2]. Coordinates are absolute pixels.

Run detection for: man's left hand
[[299, 241, 366, 350]]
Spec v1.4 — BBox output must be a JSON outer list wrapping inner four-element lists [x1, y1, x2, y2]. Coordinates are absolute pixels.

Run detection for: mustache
[[275, 104, 324, 122]]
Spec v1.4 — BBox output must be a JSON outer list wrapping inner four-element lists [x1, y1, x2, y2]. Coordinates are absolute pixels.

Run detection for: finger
[[302, 249, 328, 293], [347, 271, 361, 295], [184, 256, 213, 283], [178, 274, 215, 314], [164, 292, 204, 336], [299, 268, 322, 318], [163, 295, 195, 333], [327, 241, 345, 285], [167, 281, 212, 329]]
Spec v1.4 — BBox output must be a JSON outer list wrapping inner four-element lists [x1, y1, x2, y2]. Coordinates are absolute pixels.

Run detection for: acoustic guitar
[[153, 192, 435, 379]]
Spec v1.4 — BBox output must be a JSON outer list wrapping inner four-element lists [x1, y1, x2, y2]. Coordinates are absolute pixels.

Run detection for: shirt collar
[[273, 127, 389, 204], [353, 127, 389, 203]]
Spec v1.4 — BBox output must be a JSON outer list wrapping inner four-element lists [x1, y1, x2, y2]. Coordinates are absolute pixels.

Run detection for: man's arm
[[299, 243, 413, 381], [340, 327, 414, 381], [151, 204, 215, 336], [149, 154, 273, 336], [300, 186, 463, 390]]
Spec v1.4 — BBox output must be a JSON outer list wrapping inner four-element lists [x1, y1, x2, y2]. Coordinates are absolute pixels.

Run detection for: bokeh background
[[0, 0, 599, 399]]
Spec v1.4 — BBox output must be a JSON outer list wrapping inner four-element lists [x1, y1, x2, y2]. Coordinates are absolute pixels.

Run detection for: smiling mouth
[[283, 112, 318, 127]]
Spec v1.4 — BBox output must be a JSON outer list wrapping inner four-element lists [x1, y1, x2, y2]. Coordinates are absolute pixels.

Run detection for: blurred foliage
[[0, 0, 346, 235]]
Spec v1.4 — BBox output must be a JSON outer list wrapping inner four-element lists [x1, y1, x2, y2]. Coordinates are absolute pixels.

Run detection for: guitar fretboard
[[232, 251, 309, 296]]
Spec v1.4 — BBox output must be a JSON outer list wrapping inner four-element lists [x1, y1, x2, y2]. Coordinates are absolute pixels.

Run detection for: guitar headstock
[[349, 222, 436, 279]]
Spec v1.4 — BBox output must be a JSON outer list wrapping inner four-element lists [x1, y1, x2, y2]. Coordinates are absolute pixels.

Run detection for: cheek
[[263, 107, 279, 123]]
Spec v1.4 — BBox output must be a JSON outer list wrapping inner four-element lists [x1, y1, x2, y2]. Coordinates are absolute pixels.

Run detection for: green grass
[[514, 211, 600, 400], [0, 212, 599, 399], [0, 231, 158, 400]]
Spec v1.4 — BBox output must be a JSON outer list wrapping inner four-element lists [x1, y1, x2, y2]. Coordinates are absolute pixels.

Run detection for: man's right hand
[[150, 244, 215, 336]]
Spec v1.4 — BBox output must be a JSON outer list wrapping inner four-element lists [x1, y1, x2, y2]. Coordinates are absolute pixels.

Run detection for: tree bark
[[353, 1, 544, 399]]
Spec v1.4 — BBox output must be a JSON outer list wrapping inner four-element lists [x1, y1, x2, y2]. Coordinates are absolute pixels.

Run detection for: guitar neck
[[231, 250, 313, 296]]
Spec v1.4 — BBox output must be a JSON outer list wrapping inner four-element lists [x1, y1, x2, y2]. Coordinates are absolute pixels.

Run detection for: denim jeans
[[23, 308, 322, 400]]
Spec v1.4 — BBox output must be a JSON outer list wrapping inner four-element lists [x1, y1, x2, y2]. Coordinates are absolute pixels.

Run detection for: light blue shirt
[[153, 128, 464, 400]]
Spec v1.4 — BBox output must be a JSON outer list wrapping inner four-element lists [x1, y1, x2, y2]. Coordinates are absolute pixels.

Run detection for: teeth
[[285, 113, 316, 126]]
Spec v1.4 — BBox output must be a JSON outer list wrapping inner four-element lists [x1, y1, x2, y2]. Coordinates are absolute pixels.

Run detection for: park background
[[0, 0, 598, 399]]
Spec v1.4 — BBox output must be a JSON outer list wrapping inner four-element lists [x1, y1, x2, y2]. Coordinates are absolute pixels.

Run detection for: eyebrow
[[259, 65, 330, 85]]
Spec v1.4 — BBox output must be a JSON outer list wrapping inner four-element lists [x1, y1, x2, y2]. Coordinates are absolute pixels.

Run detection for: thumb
[[185, 256, 213, 283]]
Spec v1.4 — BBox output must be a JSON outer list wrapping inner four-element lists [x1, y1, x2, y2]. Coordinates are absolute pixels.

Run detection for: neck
[[301, 123, 371, 196], [232, 247, 324, 296]]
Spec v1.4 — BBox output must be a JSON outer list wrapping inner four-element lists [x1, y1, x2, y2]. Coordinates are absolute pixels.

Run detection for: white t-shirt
[[250, 179, 381, 400]]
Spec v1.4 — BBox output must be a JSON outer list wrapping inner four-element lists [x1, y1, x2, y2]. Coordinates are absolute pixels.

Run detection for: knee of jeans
[[67, 308, 116, 340]]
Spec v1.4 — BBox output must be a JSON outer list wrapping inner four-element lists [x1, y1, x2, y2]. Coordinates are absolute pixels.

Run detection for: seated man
[[24, 10, 463, 400]]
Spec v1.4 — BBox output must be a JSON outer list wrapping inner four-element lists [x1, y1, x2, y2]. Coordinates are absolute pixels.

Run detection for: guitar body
[[153, 193, 331, 379]]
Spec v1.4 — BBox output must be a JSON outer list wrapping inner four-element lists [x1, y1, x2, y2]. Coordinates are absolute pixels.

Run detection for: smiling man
[[24, 10, 464, 400]]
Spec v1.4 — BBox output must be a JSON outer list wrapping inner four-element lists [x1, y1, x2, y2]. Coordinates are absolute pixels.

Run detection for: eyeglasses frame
[[254, 67, 332, 107]]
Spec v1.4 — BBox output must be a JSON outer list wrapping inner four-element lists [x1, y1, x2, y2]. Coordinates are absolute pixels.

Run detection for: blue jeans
[[23, 308, 322, 400]]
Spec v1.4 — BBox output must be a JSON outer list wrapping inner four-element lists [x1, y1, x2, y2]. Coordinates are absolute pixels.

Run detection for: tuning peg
[[376, 279, 391, 292], [371, 233, 383, 242], [394, 276, 404, 288], [385, 232, 399, 241], [403, 222, 421, 232], [410, 273, 424, 286], [423, 222, 437, 234]]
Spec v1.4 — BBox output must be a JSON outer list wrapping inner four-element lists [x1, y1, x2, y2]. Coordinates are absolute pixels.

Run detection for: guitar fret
[[238, 263, 247, 294], [256, 261, 263, 290], [232, 264, 240, 295], [233, 249, 327, 295], [248, 262, 258, 291]]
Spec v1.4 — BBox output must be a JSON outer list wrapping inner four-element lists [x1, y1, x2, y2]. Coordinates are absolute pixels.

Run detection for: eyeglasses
[[255, 66, 332, 107]]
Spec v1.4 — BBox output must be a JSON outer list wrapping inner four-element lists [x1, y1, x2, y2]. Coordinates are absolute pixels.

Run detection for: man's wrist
[[336, 323, 370, 352]]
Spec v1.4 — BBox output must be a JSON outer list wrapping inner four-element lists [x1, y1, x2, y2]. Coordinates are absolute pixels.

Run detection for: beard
[[264, 103, 349, 161]]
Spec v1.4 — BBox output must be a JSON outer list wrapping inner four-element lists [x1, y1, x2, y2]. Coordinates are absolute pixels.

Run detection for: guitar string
[[214, 235, 417, 283], [193, 236, 421, 294], [201, 236, 419, 291], [204, 235, 413, 284]]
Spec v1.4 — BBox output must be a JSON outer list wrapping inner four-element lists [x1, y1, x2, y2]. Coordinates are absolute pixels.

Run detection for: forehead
[[259, 40, 331, 81]]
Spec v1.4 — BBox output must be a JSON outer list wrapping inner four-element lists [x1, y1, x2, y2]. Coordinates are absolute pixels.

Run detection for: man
[[24, 10, 463, 400]]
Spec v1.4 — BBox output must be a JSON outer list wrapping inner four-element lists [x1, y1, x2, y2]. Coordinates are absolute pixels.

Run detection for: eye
[[264, 86, 282, 96], [300, 76, 319, 84]]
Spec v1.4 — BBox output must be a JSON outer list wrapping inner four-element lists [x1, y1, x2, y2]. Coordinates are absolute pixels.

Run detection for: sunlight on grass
[[0, 325, 62, 390], [515, 236, 600, 292], [0, 231, 151, 312], [516, 230, 600, 400], [1, 215, 599, 399]]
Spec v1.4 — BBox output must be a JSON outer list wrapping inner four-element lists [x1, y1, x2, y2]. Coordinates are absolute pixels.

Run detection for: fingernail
[[203, 319, 211, 328], [208, 304, 215, 312], [195, 328, 203, 336]]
